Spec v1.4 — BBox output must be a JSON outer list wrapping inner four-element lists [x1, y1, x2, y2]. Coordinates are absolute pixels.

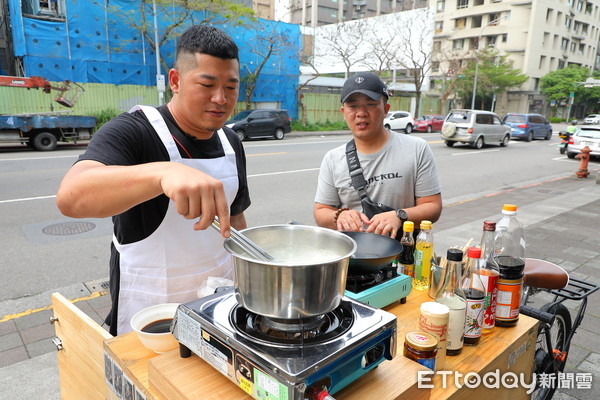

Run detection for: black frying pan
[[342, 231, 403, 273]]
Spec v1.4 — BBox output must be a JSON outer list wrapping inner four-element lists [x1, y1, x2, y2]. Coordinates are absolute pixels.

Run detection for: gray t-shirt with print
[[315, 130, 442, 211]]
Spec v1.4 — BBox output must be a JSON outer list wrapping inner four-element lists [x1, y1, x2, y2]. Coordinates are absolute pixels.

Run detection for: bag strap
[[345, 139, 369, 199]]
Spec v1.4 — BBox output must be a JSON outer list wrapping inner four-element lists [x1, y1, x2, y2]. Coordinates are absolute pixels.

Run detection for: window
[[489, 14, 500, 25], [22, 0, 66, 19], [582, 24, 589, 35], [432, 61, 440, 72], [433, 41, 442, 52], [561, 38, 569, 51], [558, 60, 565, 69], [455, 18, 467, 30], [564, 17, 572, 30], [574, 22, 580, 34], [437, 0, 445, 12], [474, 0, 484, 5], [539, 56, 546, 69], [577, 0, 584, 11], [534, 78, 540, 91], [502, 34, 508, 42], [487, 36, 497, 46], [546, 8, 553, 22], [457, 0, 469, 10], [570, 42, 577, 52], [435, 21, 444, 33], [453, 39, 465, 50], [579, 43, 585, 55], [475, 114, 493, 125], [472, 15, 482, 28], [585, 3, 593, 15]]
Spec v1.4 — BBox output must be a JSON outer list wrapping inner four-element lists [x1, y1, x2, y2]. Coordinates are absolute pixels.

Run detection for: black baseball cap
[[341, 72, 390, 104]]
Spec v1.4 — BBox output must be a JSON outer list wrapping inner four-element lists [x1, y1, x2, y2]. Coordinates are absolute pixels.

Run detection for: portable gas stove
[[344, 265, 412, 308], [171, 288, 397, 400]]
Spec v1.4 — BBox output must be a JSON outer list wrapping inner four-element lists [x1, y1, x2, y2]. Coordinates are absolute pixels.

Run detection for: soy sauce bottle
[[462, 247, 486, 346], [398, 221, 415, 278]]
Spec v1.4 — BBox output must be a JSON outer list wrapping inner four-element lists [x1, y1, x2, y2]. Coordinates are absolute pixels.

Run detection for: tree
[[315, 19, 368, 77], [110, 1, 254, 83], [240, 20, 296, 110], [540, 65, 600, 115], [459, 47, 527, 109]]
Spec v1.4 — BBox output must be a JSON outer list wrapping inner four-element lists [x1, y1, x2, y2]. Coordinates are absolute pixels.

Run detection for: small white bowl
[[130, 303, 179, 354]]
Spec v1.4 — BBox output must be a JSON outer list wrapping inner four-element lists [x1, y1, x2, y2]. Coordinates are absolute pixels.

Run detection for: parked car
[[502, 113, 553, 141], [583, 114, 600, 124], [383, 111, 414, 134], [413, 115, 445, 133], [225, 109, 291, 141], [565, 125, 600, 159], [441, 109, 511, 149]]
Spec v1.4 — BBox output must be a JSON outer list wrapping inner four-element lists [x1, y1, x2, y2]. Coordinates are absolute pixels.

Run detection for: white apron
[[114, 105, 239, 334]]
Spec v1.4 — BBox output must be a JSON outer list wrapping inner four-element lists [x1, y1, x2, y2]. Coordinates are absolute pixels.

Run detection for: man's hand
[[335, 209, 370, 232], [159, 163, 231, 237], [365, 210, 402, 239]]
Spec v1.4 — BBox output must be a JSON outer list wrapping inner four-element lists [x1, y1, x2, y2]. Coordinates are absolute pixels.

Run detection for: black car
[[225, 109, 291, 141]]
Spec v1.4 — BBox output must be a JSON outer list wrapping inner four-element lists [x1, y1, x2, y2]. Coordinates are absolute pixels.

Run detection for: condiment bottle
[[419, 301, 449, 370], [495, 255, 525, 327], [403, 331, 438, 371], [462, 247, 485, 346], [413, 221, 434, 291], [398, 221, 415, 278], [480, 221, 499, 334], [435, 248, 467, 356], [495, 204, 526, 258]]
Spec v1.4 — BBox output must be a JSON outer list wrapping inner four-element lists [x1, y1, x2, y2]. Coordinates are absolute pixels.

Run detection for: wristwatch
[[396, 209, 408, 223]]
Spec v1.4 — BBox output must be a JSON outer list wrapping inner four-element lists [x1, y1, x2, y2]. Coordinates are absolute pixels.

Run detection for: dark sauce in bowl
[[141, 318, 173, 334]]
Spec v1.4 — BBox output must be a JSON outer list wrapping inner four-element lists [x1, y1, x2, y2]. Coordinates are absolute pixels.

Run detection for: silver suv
[[441, 109, 511, 149]]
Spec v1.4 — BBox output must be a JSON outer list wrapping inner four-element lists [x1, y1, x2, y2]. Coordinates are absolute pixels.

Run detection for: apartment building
[[287, 0, 427, 26], [432, 0, 600, 115]]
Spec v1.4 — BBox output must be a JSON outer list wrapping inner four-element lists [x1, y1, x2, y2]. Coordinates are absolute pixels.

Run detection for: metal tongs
[[211, 217, 275, 262]]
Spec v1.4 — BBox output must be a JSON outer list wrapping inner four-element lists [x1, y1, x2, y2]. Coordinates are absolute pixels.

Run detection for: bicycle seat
[[524, 258, 569, 289]]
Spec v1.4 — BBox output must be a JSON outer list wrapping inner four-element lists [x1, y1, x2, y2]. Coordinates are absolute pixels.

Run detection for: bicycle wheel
[[531, 303, 572, 400]]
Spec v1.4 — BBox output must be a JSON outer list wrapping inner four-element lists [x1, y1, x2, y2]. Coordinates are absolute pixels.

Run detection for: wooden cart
[[52, 288, 538, 400]]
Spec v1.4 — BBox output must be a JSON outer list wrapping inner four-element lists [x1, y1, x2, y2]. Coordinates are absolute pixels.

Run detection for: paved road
[[2, 123, 600, 398]]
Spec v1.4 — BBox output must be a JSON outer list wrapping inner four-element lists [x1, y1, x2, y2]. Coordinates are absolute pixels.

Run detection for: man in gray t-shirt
[[314, 72, 442, 239]]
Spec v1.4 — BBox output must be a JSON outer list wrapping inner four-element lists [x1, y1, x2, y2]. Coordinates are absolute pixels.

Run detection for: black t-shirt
[[78, 105, 250, 335], [79, 105, 251, 244]]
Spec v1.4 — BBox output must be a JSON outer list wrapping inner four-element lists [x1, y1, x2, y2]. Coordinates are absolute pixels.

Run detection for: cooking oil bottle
[[413, 221, 434, 291]]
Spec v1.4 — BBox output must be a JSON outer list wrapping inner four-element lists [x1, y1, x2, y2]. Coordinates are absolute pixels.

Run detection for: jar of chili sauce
[[403, 331, 438, 370]]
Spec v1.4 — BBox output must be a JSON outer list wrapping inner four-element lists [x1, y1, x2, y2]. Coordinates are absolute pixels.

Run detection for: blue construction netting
[[7, 0, 300, 117]]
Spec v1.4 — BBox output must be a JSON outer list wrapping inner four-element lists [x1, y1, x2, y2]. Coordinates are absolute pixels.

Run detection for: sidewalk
[[1, 143, 599, 399]]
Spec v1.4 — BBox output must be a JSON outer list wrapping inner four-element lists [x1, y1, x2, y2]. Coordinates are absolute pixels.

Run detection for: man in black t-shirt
[[56, 25, 250, 335]]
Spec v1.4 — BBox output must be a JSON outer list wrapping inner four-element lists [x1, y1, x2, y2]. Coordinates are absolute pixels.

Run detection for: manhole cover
[[43, 221, 96, 235]]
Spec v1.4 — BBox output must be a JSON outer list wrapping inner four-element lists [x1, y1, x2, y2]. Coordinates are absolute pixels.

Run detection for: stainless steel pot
[[224, 225, 357, 319]]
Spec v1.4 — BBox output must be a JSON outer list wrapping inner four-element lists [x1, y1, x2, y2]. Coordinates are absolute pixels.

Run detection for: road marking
[[0, 194, 56, 204], [246, 152, 287, 157], [0, 290, 106, 322], [249, 167, 319, 178], [0, 155, 77, 162], [451, 149, 500, 156], [1, 168, 321, 204]]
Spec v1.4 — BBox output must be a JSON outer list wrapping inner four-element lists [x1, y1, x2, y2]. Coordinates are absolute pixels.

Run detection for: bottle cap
[[447, 248, 463, 262], [403, 221, 414, 232], [420, 220, 432, 230], [502, 204, 517, 214], [405, 331, 438, 351], [467, 247, 481, 258], [483, 220, 496, 231]]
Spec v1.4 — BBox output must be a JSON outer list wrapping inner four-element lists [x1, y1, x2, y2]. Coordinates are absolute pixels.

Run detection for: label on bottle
[[414, 242, 432, 280], [496, 278, 523, 321], [464, 298, 484, 338], [480, 271, 499, 330], [444, 303, 466, 351]]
